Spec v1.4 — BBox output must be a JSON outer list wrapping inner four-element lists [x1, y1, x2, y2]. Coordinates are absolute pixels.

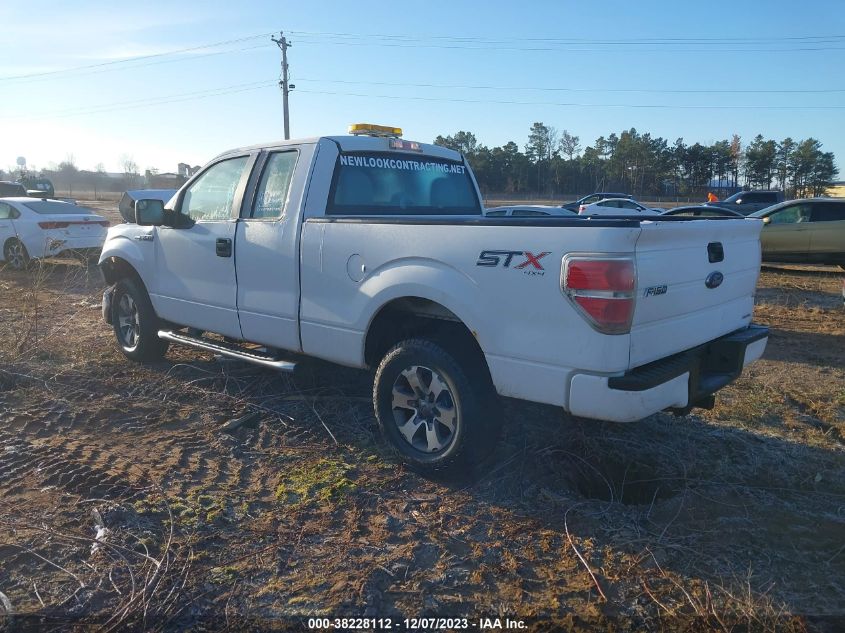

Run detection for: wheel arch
[[99, 255, 150, 295], [363, 296, 491, 384]]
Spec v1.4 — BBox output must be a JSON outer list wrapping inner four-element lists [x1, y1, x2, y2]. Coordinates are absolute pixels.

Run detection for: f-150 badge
[[643, 285, 668, 297]]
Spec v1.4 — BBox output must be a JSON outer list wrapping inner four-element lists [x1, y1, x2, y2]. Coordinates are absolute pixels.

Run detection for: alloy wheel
[[391, 365, 458, 453], [5, 242, 26, 270], [117, 293, 140, 350]]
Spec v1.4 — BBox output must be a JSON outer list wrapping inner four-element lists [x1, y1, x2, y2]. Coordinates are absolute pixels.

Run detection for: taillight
[[38, 221, 69, 229], [562, 256, 636, 334]]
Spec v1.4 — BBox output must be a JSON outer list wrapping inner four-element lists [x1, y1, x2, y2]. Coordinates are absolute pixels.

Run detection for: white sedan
[[578, 198, 662, 216], [0, 197, 109, 270]]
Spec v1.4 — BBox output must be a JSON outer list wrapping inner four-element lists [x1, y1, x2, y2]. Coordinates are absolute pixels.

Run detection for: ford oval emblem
[[705, 271, 724, 289]]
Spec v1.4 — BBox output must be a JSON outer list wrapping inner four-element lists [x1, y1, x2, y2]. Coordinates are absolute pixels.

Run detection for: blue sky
[[1, 0, 843, 175]]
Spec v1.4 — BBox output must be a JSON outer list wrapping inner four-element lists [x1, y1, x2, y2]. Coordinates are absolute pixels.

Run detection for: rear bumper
[[42, 236, 106, 257], [568, 324, 768, 422]]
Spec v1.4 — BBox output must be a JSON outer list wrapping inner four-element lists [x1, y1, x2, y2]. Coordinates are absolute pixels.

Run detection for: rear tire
[[111, 278, 169, 362], [3, 239, 30, 271], [373, 338, 501, 474]]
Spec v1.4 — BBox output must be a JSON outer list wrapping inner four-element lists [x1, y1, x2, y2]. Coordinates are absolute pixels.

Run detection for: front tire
[[3, 239, 30, 271], [373, 338, 500, 474], [111, 278, 169, 362]]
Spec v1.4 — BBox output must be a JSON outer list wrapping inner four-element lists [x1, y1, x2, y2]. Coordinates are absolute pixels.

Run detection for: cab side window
[[180, 156, 249, 222], [485, 209, 508, 217], [252, 151, 298, 219], [768, 204, 811, 224]]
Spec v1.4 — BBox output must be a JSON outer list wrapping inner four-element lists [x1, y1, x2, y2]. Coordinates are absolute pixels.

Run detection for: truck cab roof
[[211, 135, 463, 163]]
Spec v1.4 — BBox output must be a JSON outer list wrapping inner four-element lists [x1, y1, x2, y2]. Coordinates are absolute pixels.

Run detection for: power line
[[294, 77, 845, 95], [1, 81, 277, 120], [0, 32, 275, 81], [294, 88, 845, 110], [287, 29, 845, 45], [3, 79, 842, 122], [287, 30, 845, 53], [290, 36, 845, 53], [0, 43, 271, 85]]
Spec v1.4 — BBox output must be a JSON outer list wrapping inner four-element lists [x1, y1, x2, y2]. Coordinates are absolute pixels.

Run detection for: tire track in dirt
[[0, 380, 296, 515], [0, 430, 144, 501]]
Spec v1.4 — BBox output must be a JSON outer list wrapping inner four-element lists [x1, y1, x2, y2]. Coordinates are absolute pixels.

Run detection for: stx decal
[[476, 250, 551, 275]]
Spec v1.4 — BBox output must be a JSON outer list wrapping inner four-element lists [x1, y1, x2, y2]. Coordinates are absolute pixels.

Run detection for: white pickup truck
[[99, 125, 768, 473]]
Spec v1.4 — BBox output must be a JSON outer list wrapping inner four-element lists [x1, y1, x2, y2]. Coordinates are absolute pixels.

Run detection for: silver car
[[484, 205, 577, 217], [750, 198, 845, 268]]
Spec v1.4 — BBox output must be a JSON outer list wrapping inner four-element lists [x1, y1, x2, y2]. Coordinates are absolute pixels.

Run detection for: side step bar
[[157, 330, 296, 372]]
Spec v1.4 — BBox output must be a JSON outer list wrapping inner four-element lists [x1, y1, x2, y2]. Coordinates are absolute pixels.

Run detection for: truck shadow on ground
[[760, 327, 845, 368], [761, 264, 843, 278]]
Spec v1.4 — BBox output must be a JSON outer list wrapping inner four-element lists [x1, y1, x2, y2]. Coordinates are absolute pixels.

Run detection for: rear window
[[742, 192, 778, 204], [810, 201, 845, 222], [328, 152, 481, 216], [23, 201, 84, 214]]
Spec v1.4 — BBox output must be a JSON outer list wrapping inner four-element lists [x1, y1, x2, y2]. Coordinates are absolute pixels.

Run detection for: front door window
[[180, 156, 249, 222]]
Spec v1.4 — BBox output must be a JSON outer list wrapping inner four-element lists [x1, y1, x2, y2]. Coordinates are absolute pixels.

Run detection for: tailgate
[[629, 218, 763, 368]]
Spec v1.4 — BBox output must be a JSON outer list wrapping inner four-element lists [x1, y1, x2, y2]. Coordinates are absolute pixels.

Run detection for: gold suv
[[750, 198, 845, 268]]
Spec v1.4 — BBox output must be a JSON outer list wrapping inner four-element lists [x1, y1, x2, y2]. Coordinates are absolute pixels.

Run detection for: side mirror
[[763, 216, 771, 224], [135, 199, 165, 226]]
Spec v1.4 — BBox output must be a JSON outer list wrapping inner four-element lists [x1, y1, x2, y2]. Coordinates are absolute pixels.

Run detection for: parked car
[[18, 176, 55, 199], [99, 124, 767, 473], [662, 206, 744, 218], [749, 198, 845, 267], [0, 182, 27, 197], [561, 192, 633, 212], [0, 198, 109, 270], [579, 198, 662, 216], [485, 205, 576, 217], [706, 190, 784, 215]]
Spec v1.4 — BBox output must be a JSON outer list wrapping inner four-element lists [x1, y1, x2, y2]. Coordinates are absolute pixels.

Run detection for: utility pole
[[271, 31, 293, 139]]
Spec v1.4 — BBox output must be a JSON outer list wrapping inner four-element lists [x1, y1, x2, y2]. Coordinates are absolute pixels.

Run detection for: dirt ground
[[0, 205, 843, 631]]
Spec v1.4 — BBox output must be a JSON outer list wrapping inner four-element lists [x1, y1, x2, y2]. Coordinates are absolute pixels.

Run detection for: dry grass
[[0, 258, 843, 631]]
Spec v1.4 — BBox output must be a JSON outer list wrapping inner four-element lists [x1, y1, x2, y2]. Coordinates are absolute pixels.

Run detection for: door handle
[[216, 238, 232, 257]]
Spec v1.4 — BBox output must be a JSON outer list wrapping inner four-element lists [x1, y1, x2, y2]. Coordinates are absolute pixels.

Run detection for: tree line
[[434, 124, 838, 200], [1, 155, 148, 196]]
